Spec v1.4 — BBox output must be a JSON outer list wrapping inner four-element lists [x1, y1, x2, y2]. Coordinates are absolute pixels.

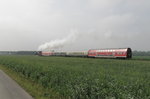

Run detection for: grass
[[0, 55, 150, 99]]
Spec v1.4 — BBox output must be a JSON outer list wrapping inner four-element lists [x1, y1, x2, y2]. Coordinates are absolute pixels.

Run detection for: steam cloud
[[38, 33, 77, 51]]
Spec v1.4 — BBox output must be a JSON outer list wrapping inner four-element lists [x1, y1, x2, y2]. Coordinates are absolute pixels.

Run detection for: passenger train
[[37, 48, 132, 59]]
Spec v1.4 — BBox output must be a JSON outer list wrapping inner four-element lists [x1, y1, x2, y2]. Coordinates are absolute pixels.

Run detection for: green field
[[0, 55, 150, 99]]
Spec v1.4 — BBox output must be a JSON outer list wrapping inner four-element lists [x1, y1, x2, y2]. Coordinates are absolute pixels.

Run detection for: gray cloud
[[0, 0, 150, 51]]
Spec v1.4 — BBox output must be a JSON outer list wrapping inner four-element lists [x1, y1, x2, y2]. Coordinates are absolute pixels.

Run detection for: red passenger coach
[[40, 51, 54, 56], [88, 48, 132, 59]]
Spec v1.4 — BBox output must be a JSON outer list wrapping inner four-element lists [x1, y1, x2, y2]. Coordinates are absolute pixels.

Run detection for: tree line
[[132, 51, 150, 56], [0, 51, 36, 55]]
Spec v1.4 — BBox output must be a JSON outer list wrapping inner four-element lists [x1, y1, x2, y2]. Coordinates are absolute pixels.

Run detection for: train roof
[[89, 48, 131, 50]]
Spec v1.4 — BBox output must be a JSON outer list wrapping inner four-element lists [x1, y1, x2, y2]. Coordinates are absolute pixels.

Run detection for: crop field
[[0, 55, 150, 99]]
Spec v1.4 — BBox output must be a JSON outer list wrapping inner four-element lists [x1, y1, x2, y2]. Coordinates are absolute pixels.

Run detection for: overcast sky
[[0, 0, 150, 51]]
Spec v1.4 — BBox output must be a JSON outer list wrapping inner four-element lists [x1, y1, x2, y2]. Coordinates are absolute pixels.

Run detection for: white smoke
[[38, 32, 77, 51]]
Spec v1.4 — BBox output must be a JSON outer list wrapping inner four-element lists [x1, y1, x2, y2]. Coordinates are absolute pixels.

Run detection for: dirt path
[[0, 70, 33, 99]]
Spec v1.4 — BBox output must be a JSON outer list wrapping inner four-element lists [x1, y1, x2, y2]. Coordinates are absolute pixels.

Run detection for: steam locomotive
[[37, 48, 132, 59]]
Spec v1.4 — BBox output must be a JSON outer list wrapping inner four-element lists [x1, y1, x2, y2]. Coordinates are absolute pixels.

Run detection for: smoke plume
[[38, 33, 77, 51]]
